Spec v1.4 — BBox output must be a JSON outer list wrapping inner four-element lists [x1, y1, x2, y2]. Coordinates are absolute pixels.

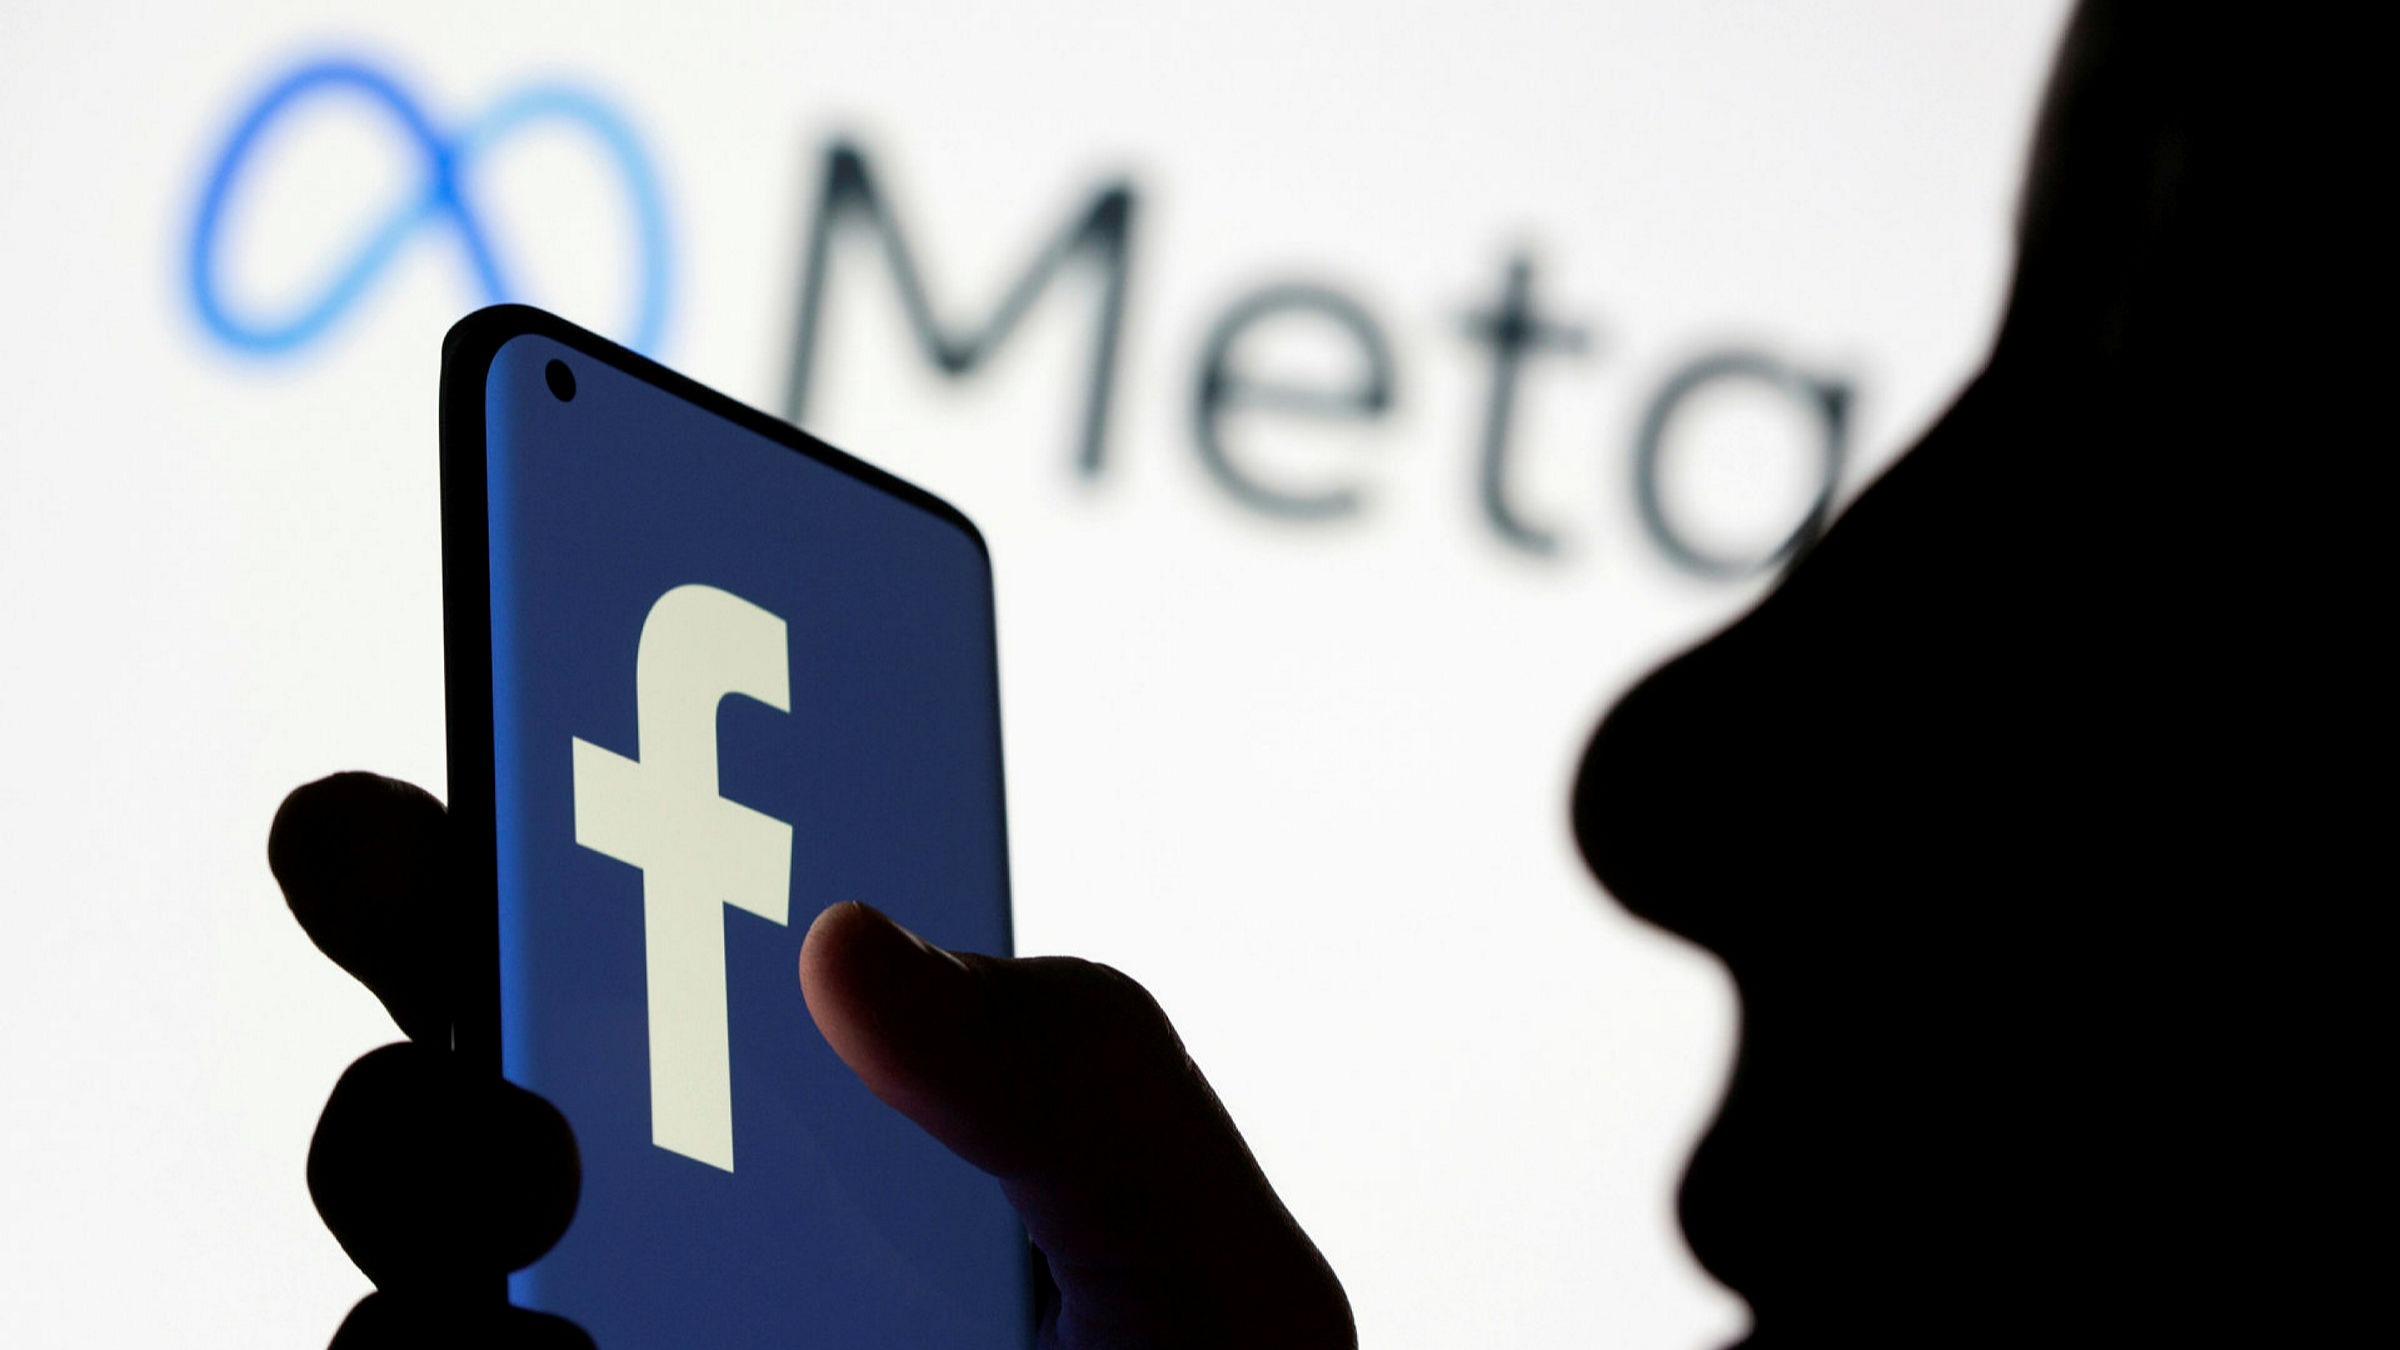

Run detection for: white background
[[0, 2, 2070, 1345]]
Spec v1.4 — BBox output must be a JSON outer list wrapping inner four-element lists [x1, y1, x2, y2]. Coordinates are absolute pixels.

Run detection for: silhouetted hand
[[271, 771, 1353, 1349]]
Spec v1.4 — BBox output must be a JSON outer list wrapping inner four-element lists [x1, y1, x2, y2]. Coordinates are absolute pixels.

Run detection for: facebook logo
[[572, 585, 794, 1172]]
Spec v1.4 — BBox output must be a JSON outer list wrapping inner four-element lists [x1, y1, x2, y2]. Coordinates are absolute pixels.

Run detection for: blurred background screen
[[0, 2, 2070, 1345]]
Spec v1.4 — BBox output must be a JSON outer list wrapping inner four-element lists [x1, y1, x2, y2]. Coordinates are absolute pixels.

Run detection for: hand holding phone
[[273, 773, 1353, 1349], [271, 307, 1350, 1348]]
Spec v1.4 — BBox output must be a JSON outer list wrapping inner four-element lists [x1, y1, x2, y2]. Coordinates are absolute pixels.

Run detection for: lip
[[1674, 1043, 1766, 1318]]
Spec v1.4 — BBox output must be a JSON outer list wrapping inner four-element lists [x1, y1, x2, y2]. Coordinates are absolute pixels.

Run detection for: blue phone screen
[[480, 333, 1027, 1348]]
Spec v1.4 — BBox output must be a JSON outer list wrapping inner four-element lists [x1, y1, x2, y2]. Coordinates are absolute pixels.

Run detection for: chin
[[1671, 1048, 1945, 1348]]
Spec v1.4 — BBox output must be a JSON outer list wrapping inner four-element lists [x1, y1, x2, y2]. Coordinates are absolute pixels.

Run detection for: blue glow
[[187, 58, 671, 355]]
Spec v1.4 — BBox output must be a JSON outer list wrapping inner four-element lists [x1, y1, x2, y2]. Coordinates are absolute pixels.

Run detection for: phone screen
[[447, 311, 1028, 1348]]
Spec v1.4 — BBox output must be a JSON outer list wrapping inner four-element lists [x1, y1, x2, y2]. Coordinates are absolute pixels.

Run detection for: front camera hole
[[545, 359, 577, 403]]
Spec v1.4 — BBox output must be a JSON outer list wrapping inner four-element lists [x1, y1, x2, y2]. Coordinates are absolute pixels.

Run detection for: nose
[[1570, 512, 1900, 963], [1573, 625, 1767, 961]]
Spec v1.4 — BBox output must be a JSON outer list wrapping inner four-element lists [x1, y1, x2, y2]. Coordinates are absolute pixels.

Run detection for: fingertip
[[797, 901, 995, 1145], [269, 772, 443, 900], [797, 902, 871, 1036], [797, 900, 875, 982], [798, 901, 967, 1023], [310, 1044, 582, 1288], [270, 772, 456, 1043]]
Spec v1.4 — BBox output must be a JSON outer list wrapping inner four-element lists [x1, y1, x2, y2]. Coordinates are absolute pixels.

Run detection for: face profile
[[1571, 3, 2286, 1342]]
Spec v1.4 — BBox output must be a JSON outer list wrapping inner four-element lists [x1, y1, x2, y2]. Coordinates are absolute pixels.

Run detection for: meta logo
[[572, 585, 793, 1172], [187, 58, 670, 356], [784, 143, 1853, 577], [188, 56, 1846, 578]]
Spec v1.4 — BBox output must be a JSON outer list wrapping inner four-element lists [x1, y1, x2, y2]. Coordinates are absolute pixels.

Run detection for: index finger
[[269, 771, 459, 1044]]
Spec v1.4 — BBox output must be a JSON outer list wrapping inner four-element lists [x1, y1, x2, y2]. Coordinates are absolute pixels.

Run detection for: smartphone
[[441, 305, 1030, 1347]]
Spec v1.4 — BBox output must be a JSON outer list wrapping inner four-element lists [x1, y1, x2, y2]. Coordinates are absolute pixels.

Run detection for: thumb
[[798, 902, 1353, 1349]]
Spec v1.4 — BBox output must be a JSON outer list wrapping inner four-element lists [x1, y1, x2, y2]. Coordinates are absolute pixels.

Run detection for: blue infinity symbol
[[189, 58, 670, 355]]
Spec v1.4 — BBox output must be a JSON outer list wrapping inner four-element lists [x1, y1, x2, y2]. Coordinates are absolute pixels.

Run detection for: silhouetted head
[[1573, 4, 2301, 1342]]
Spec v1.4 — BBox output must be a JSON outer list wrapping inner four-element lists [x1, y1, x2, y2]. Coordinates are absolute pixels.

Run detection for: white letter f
[[571, 583, 793, 1171]]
